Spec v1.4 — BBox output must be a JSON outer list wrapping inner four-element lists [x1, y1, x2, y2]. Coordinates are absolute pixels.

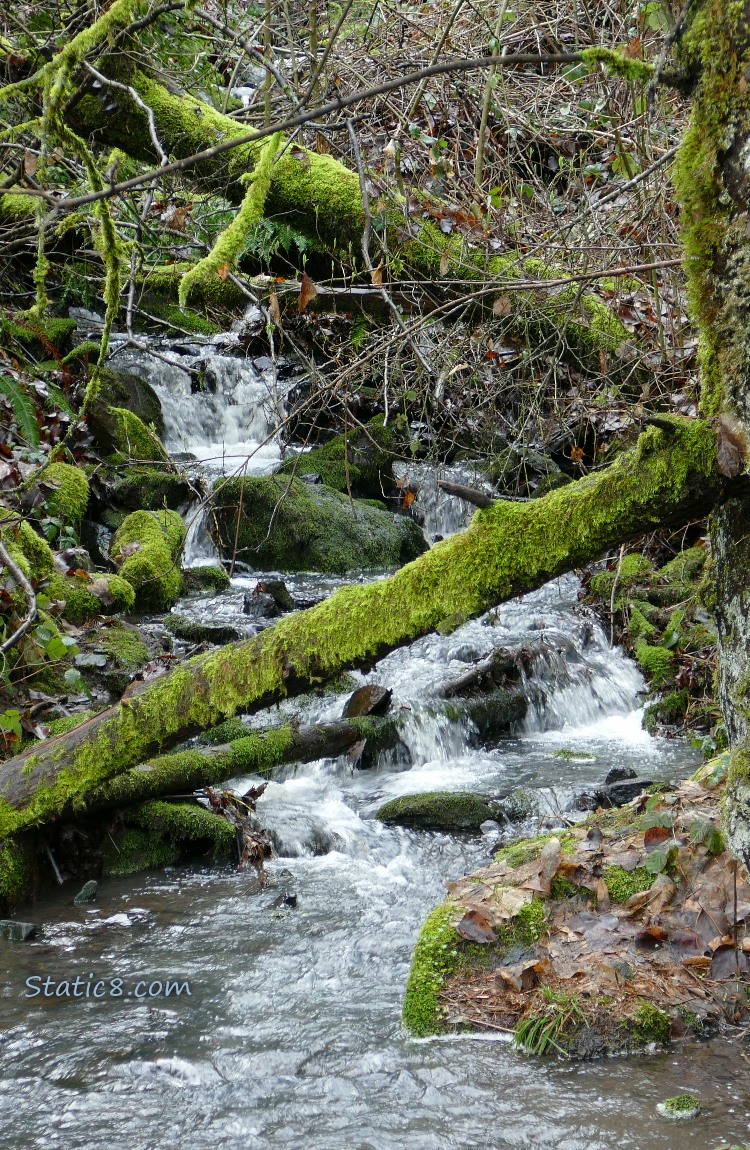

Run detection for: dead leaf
[[269, 290, 281, 324], [402, 490, 416, 509], [371, 264, 383, 286], [217, 262, 231, 281], [644, 825, 671, 852], [711, 943, 749, 980], [23, 150, 37, 178], [298, 272, 318, 314], [493, 294, 512, 317], [439, 251, 450, 276], [456, 908, 498, 944]]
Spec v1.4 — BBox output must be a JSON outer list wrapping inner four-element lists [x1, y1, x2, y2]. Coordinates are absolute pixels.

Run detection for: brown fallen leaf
[[298, 271, 318, 313], [457, 908, 498, 944]]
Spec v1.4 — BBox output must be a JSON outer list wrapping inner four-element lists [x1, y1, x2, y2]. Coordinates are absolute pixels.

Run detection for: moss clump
[[37, 462, 89, 528], [201, 717, 248, 744], [0, 312, 77, 360], [634, 640, 674, 688], [61, 340, 101, 366], [108, 407, 170, 462], [659, 546, 707, 583], [590, 553, 654, 598], [496, 897, 547, 948], [643, 689, 689, 732], [402, 902, 461, 1036], [552, 749, 597, 762], [657, 1094, 701, 1120], [142, 300, 222, 336], [164, 615, 240, 644], [278, 416, 405, 498], [625, 1001, 672, 1047], [628, 605, 657, 642], [104, 464, 190, 512], [603, 864, 654, 902], [550, 875, 593, 900], [111, 509, 185, 611], [45, 711, 96, 737], [496, 831, 576, 868], [103, 800, 235, 877], [375, 790, 497, 831], [47, 572, 135, 624], [94, 623, 149, 674], [0, 836, 33, 909], [212, 474, 426, 574], [182, 566, 231, 595], [95, 367, 164, 434], [1, 515, 56, 580]]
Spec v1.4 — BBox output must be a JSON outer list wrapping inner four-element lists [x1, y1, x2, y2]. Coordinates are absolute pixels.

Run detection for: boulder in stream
[[212, 475, 427, 574], [343, 684, 392, 717], [375, 791, 502, 831]]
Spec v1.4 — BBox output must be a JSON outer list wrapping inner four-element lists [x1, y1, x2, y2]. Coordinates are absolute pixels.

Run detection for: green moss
[[106, 407, 170, 463], [552, 748, 597, 761], [278, 416, 405, 498], [61, 340, 101, 366], [102, 826, 178, 876], [628, 605, 657, 642], [212, 474, 426, 573], [375, 790, 497, 830], [47, 573, 135, 624], [111, 509, 185, 611], [496, 831, 576, 868], [550, 875, 593, 900], [37, 462, 89, 528], [590, 553, 654, 598], [581, 45, 654, 83], [659, 546, 708, 583], [95, 368, 164, 435], [201, 717, 248, 744], [0, 835, 33, 908], [657, 1094, 701, 1119], [497, 897, 547, 948], [164, 615, 240, 643], [643, 689, 689, 732], [94, 623, 149, 674], [104, 464, 189, 512], [402, 902, 461, 1036], [0, 514, 56, 581], [144, 300, 222, 336], [46, 711, 96, 737], [0, 312, 77, 359], [130, 799, 235, 854], [603, 865, 654, 902], [634, 639, 674, 687], [182, 566, 231, 595], [625, 1001, 672, 1046]]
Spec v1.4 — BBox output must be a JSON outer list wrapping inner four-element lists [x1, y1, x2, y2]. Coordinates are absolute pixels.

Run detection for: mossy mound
[[77, 622, 150, 694], [375, 790, 498, 831], [1, 516, 56, 580], [37, 462, 90, 528], [103, 463, 190, 511], [95, 367, 165, 435], [278, 416, 406, 498], [102, 800, 234, 876], [88, 400, 170, 463], [47, 572, 135, 624], [111, 509, 185, 611], [212, 474, 427, 573], [165, 614, 241, 644], [181, 565, 231, 595], [0, 311, 77, 361], [587, 543, 718, 742]]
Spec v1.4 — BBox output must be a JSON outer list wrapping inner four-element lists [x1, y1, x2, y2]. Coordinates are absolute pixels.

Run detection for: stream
[[2, 337, 750, 1149]]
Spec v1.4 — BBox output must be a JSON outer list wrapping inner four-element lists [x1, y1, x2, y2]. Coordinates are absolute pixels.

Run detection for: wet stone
[[605, 766, 638, 785], [343, 684, 392, 718], [0, 920, 37, 941], [73, 880, 98, 905]]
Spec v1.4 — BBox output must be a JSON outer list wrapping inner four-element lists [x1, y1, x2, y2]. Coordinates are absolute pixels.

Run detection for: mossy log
[[83, 716, 397, 812], [0, 417, 724, 842]]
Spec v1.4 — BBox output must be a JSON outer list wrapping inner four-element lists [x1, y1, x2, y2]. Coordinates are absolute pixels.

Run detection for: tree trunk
[[670, 0, 750, 867], [0, 416, 723, 839]]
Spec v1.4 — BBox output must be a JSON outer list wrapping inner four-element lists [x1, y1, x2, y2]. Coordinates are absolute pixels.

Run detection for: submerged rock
[[181, 565, 231, 596], [375, 791, 500, 831], [0, 919, 37, 941]]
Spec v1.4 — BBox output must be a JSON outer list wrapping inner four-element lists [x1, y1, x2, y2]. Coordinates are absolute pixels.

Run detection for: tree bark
[[0, 416, 723, 839]]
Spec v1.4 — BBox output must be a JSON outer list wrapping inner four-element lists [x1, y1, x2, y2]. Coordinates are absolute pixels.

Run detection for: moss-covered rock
[[95, 367, 165, 435], [77, 622, 150, 694], [375, 790, 498, 831], [181, 565, 231, 595], [88, 401, 170, 463], [1, 516, 56, 580], [47, 572, 135, 624], [0, 835, 34, 912], [278, 416, 406, 498], [102, 800, 235, 877], [37, 462, 90, 529], [212, 474, 427, 573], [165, 614, 241, 644], [103, 464, 190, 511], [111, 509, 186, 611], [0, 312, 77, 360]]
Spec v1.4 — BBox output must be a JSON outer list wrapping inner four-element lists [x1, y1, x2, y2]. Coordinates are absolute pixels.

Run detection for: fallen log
[[0, 418, 724, 842]]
